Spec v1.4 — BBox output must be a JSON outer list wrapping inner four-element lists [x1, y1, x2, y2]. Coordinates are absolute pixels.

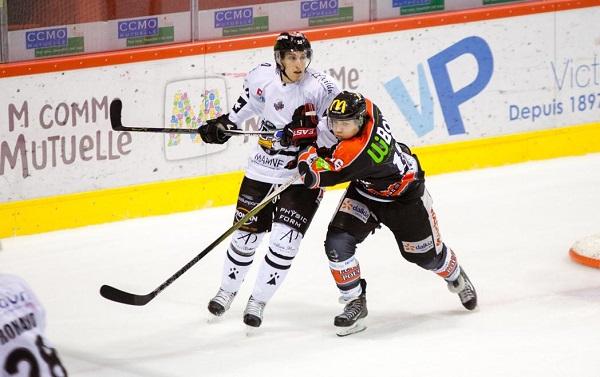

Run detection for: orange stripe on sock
[[436, 250, 458, 279], [331, 265, 361, 285]]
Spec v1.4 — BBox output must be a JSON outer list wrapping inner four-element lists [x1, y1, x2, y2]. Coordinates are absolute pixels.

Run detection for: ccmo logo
[[214, 8, 253, 28], [118, 18, 158, 38], [26, 27, 67, 49], [301, 0, 338, 18]]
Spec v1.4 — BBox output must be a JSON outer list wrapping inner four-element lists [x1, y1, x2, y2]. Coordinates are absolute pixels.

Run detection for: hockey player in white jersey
[[199, 32, 340, 328], [0, 274, 68, 376]]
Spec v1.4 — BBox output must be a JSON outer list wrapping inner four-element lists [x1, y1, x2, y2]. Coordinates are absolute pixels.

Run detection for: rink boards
[[1, 0, 599, 237]]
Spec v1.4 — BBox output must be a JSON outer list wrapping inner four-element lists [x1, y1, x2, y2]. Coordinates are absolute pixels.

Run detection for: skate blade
[[336, 319, 367, 337], [206, 314, 224, 324], [245, 325, 260, 336]]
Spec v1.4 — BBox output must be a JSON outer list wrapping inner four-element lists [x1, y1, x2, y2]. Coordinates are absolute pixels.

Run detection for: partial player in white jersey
[[199, 31, 340, 328], [0, 274, 68, 377]]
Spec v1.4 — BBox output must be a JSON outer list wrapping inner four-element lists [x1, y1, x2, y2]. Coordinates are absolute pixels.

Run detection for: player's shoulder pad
[[246, 63, 277, 86], [306, 68, 339, 95]]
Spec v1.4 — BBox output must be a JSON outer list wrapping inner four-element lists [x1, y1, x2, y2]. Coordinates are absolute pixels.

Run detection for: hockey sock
[[433, 246, 461, 282], [250, 249, 293, 302], [250, 223, 302, 302], [220, 230, 265, 293], [329, 257, 362, 302]]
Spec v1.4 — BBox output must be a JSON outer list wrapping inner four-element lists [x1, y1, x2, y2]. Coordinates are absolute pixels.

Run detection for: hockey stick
[[109, 98, 275, 136], [99, 173, 301, 306]]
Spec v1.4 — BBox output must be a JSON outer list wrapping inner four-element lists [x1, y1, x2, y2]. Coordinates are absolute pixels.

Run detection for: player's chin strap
[[280, 70, 294, 84]]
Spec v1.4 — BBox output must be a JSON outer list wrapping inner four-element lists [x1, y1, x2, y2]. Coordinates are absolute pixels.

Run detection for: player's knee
[[230, 230, 266, 256], [269, 223, 303, 258], [324, 228, 358, 262], [401, 242, 446, 270]]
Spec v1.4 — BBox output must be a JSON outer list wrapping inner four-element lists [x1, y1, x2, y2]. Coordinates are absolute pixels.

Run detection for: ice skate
[[207, 288, 237, 317], [334, 279, 368, 336], [446, 268, 477, 310], [243, 296, 266, 328]]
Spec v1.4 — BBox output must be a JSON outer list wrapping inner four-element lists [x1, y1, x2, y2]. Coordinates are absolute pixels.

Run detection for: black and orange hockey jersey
[[298, 98, 424, 201]]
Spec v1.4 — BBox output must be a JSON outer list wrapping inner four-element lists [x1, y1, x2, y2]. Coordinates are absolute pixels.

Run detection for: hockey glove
[[199, 114, 238, 144], [297, 146, 320, 189], [280, 103, 318, 148], [286, 146, 332, 170]]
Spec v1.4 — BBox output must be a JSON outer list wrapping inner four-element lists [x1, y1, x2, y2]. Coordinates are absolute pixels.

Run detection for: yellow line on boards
[[1, 122, 599, 238]]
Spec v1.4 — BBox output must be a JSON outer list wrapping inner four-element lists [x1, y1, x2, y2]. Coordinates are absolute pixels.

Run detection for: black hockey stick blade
[[109, 98, 274, 136], [109, 98, 197, 134], [109, 98, 126, 131], [99, 173, 301, 306], [99, 284, 155, 306]]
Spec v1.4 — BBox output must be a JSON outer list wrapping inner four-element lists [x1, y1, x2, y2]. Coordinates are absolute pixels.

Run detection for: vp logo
[[384, 36, 493, 136]]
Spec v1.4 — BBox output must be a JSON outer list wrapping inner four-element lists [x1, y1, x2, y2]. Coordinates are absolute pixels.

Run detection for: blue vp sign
[[385, 36, 493, 136]]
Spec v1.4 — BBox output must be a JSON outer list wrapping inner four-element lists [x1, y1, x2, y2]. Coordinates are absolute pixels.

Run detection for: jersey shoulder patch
[[247, 63, 276, 83]]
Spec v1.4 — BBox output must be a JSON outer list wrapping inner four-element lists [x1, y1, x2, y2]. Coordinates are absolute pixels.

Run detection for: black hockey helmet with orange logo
[[327, 91, 368, 129], [274, 32, 313, 72]]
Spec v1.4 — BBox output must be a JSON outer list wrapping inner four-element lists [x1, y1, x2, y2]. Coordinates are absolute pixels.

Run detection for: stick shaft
[[99, 173, 301, 306], [109, 99, 274, 135]]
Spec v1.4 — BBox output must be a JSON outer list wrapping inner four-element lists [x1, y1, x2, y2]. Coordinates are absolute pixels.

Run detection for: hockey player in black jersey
[[297, 91, 478, 336]]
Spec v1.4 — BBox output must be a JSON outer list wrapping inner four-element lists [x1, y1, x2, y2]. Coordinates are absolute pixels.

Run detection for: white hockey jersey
[[0, 274, 67, 377], [228, 63, 340, 184]]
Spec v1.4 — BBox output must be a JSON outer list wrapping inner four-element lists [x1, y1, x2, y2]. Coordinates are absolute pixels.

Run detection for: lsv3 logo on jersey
[[384, 36, 493, 137], [292, 128, 317, 138]]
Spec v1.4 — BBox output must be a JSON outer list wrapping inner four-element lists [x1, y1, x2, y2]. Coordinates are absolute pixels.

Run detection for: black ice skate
[[243, 296, 266, 328], [334, 279, 368, 336], [208, 288, 237, 316], [446, 268, 477, 310]]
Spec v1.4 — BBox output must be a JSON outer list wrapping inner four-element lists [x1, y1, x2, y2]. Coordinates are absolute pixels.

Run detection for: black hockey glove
[[280, 103, 318, 148], [199, 114, 238, 144]]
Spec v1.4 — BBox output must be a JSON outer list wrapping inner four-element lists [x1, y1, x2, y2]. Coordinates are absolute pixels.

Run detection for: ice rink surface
[[2, 153, 600, 377]]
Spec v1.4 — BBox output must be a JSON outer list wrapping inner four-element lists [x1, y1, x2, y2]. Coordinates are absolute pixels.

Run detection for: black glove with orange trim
[[297, 146, 320, 189]]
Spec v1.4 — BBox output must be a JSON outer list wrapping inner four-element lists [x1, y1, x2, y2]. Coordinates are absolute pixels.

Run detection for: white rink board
[[1, 6, 599, 202]]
